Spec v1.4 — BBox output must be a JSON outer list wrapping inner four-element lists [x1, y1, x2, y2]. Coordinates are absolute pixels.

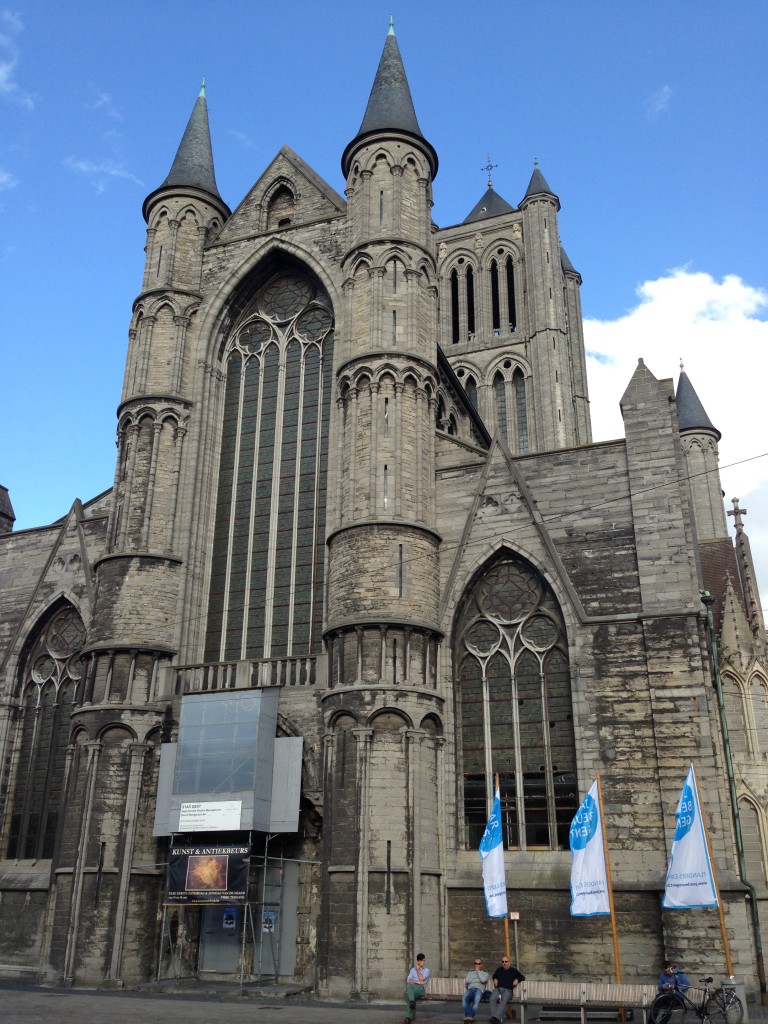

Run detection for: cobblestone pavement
[[0, 983, 453, 1024], [2, 983, 765, 1024]]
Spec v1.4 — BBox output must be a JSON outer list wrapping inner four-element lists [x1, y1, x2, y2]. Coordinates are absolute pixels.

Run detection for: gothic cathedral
[[1, 27, 767, 1000]]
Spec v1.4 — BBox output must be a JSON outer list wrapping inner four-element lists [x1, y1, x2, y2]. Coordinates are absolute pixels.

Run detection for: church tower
[[44, 88, 231, 984], [320, 26, 446, 997], [437, 161, 591, 455], [519, 164, 589, 449]]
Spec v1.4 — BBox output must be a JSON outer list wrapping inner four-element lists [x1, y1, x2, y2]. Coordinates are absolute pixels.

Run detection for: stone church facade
[[1, 28, 767, 1000]]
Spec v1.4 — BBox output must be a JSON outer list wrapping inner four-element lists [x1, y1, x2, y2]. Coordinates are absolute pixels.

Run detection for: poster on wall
[[164, 842, 251, 905]]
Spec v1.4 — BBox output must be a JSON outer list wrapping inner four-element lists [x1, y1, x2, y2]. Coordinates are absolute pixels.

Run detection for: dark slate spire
[[560, 246, 577, 274], [143, 83, 226, 219], [463, 187, 515, 224], [0, 484, 15, 535], [342, 24, 437, 177], [522, 161, 559, 206], [676, 369, 721, 439]]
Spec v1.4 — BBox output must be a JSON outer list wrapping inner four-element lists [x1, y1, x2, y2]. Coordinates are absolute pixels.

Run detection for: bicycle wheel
[[706, 990, 744, 1024], [650, 992, 687, 1024]]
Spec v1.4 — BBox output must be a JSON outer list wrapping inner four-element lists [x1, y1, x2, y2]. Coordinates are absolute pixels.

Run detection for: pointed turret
[[674, 368, 728, 543], [0, 484, 14, 535], [142, 84, 229, 221], [676, 370, 721, 439], [727, 499, 767, 645], [342, 24, 437, 177], [560, 246, 578, 277], [521, 161, 559, 209], [720, 572, 764, 669], [519, 158, 574, 447], [463, 186, 515, 224]]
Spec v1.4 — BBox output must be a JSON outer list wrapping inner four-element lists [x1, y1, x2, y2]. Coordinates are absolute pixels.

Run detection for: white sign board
[[179, 800, 242, 831], [509, 911, 520, 921]]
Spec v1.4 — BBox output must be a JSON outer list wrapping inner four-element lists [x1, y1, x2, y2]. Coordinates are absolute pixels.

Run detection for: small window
[[266, 186, 296, 231]]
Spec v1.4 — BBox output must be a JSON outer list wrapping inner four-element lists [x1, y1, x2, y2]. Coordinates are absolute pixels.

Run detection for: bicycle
[[649, 976, 744, 1024]]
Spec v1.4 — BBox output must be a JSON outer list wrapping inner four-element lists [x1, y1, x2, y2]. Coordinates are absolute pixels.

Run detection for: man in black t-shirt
[[489, 955, 525, 1024]]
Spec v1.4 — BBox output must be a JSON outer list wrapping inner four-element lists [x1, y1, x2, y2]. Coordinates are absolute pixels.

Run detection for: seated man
[[658, 963, 690, 994], [463, 957, 490, 1021], [490, 956, 525, 1024]]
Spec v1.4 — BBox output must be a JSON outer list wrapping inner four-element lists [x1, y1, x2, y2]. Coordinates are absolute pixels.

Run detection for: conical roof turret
[[676, 370, 721, 440], [143, 83, 228, 220], [521, 161, 559, 208], [560, 247, 576, 274], [342, 24, 437, 177]]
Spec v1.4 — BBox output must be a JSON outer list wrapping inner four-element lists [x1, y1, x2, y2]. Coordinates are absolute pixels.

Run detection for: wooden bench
[[428, 978, 660, 1024], [519, 981, 661, 1024]]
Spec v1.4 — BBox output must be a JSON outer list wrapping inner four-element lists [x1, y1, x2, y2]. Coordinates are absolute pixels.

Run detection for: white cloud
[[0, 9, 34, 109], [86, 89, 122, 121], [645, 84, 672, 120], [0, 166, 17, 190], [64, 156, 143, 192], [584, 268, 768, 613], [228, 128, 257, 149]]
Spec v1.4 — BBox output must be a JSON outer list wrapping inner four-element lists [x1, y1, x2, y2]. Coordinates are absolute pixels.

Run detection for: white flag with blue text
[[569, 779, 610, 916], [663, 764, 718, 909], [479, 786, 508, 918]]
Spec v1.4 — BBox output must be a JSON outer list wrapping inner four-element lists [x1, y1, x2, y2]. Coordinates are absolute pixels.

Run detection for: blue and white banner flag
[[569, 779, 610, 917], [663, 764, 718, 909], [479, 786, 508, 918]]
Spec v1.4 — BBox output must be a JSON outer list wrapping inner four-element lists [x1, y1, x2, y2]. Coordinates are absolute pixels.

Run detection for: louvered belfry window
[[205, 270, 334, 663]]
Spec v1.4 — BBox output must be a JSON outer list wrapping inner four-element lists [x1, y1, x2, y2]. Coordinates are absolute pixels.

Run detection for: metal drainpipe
[[701, 590, 767, 1003]]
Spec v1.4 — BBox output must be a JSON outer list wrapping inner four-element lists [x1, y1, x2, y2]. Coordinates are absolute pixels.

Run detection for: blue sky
[[1, 1, 767, 603]]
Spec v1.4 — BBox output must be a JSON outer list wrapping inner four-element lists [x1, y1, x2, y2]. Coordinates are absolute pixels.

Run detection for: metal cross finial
[[482, 155, 498, 188], [728, 498, 747, 531], [388, 15, 395, 35]]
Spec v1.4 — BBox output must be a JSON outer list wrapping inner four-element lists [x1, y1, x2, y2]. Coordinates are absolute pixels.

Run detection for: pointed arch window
[[722, 675, 748, 753], [205, 268, 334, 664], [494, 372, 508, 444], [490, 259, 501, 333], [450, 270, 460, 344], [455, 552, 577, 851], [449, 261, 476, 343], [513, 368, 528, 454], [749, 677, 768, 754], [4, 604, 85, 859], [266, 185, 296, 231], [466, 266, 476, 336], [739, 798, 766, 884], [465, 375, 478, 411], [506, 256, 517, 331]]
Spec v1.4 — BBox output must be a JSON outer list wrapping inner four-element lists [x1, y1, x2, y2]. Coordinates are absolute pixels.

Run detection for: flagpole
[[692, 764, 734, 976], [596, 774, 622, 985], [495, 773, 512, 960]]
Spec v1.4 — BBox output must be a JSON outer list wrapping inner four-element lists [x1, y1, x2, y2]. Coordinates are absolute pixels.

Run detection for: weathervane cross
[[482, 155, 498, 188]]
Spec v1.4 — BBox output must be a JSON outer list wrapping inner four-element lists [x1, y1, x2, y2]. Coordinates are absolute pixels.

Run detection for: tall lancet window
[[455, 551, 577, 851], [4, 603, 85, 859], [494, 371, 508, 443], [465, 374, 478, 411], [506, 256, 517, 331], [205, 269, 334, 664], [466, 265, 476, 337], [513, 368, 528, 454]]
